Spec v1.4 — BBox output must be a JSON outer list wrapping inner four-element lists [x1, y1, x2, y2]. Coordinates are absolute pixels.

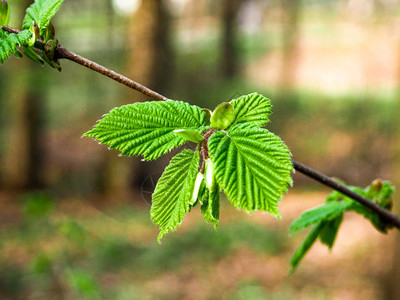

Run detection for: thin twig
[[2, 25, 399, 229], [2, 26, 168, 101], [56, 47, 168, 101]]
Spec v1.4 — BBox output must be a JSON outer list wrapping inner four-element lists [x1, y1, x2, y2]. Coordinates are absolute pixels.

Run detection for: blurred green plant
[[66, 269, 102, 299], [22, 190, 54, 219]]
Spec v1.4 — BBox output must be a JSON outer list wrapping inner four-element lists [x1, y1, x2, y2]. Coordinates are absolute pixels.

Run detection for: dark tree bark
[[220, 0, 242, 79]]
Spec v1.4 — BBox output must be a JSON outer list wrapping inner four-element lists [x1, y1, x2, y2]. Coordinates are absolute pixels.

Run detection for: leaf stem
[[3, 25, 399, 229]]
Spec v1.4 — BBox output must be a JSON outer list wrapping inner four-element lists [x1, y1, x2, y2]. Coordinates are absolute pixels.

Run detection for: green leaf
[[208, 123, 293, 217], [324, 180, 395, 233], [210, 102, 234, 130], [201, 186, 220, 229], [22, 0, 64, 36], [319, 214, 343, 249], [0, 29, 32, 63], [290, 222, 326, 273], [229, 93, 272, 128], [0, 0, 10, 26], [290, 201, 352, 233], [174, 129, 204, 143], [151, 149, 200, 242], [84, 100, 206, 160], [22, 46, 44, 65]]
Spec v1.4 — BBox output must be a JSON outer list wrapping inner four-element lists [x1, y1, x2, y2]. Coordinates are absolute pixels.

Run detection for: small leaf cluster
[[0, 0, 64, 70], [85, 93, 294, 241], [289, 179, 394, 272]]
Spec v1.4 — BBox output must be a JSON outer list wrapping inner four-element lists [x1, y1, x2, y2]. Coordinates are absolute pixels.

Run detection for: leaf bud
[[45, 22, 55, 42], [210, 102, 234, 130], [202, 108, 212, 125], [44, 39, 56, 61], [0, 0, 10, 26]]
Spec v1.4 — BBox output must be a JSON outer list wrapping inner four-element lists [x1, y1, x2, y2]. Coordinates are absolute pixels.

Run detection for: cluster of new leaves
[[289, 179, 394, 272], [0, 0, 64, 70], [0, 28, 32, 63], [85, 93, 294, 241]]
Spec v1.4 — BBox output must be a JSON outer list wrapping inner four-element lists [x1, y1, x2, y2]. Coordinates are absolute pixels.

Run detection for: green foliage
[[151, 149, 200, 242], [0, 29, 32, 63], [84, 100, 207, 160], [22, 0, 64, 36], [66, 269, 101, 299], [290, 179, 395, 272], [229, 92, 272, 128], [0, 0, 10, 26], [86, 94, 293, 240], [290, 201, 352, 232], [208, 123, 293, 217], [22, 190, 54, 218], [200, 185, 220, 228]]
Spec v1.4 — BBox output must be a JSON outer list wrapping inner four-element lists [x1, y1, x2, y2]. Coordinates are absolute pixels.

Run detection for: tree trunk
[[279, 0, 301, 91], [128, 0, 172, 96], [220, 0, 241, 79]]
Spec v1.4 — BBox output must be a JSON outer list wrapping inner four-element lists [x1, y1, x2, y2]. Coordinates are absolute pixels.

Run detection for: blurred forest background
[[1, 0, 400, 299]]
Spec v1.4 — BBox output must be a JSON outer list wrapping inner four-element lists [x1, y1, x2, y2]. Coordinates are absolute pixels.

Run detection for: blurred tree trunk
[[128, 0, 172, 95], [2, 0, 45, 190], [220, 0, 241, 79], [279, 0, 301, 91], [98, 0, 173, 196]]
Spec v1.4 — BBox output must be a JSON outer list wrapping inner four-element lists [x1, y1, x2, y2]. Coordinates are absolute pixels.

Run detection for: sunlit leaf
[[151, 149, 200, 242], [208, 123, 293, 217], [84, 100, 206, 160]]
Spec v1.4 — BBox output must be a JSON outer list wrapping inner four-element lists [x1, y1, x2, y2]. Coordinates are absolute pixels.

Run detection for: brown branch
[[2, 25, 400, 229], [55, 47, 168, 101], [1, 25, 168, 101]]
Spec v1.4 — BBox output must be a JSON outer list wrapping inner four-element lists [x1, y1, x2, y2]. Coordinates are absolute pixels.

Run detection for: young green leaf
[[0, 29, 32, 63], [22, 0, 64, 36], [150, 149, 200, 242], [210, 102, 234, 130], [0, 0, 10, 26], [23, 46, 44, 65], [84, 100, 206, 160], [191, 172, 204, 205], [318, 214, 343, 249], [201, 186, 220, 229], [174, 129, 204, 143], [290, 222, 326, 273], [229, 92, 272, 129], [290, 201, 352, 233], [208, 123, 293, 217]]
